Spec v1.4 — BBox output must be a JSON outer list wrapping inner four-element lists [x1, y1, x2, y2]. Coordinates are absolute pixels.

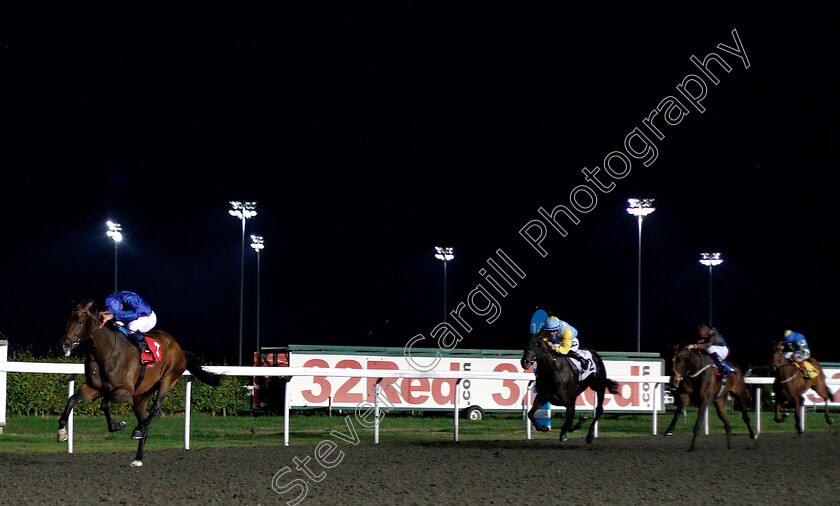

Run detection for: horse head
[[769, 340, 786, 374], [671, 344, 700, 384], [60, 300, 101, 356], [521, 332, 550, 370]]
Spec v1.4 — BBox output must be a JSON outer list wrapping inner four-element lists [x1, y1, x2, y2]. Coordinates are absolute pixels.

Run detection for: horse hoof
[[130, 460, 143, 467], [57, 429, 68, 443], [664, 430, 674, 437], [559, 434, 568, 442], [111, 421, 127, 433], [131, 429, 143, 440]]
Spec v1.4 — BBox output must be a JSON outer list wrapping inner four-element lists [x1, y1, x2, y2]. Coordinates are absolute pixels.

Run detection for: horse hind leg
[[586, 388, 607, 444], [815, 381, 834, 426], [713, 398, 733, 449]]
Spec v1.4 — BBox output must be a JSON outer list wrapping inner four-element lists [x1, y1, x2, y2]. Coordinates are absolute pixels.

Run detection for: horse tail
[[603, 378, 620, 395], [184, 352, 224, 386]]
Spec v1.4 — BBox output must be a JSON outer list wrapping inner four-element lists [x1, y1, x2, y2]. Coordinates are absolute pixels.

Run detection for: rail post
[[184, 376, 193, 450], [67, 378, 75, 453], [453, 379, 462, 442], [0, 339, 6, 435]]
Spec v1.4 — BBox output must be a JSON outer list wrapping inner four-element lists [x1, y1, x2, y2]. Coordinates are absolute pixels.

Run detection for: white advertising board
[[287, 353, 664, 412]]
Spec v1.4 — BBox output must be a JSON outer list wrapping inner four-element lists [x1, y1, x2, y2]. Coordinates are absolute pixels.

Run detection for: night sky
[[2, 5, 838, 370]]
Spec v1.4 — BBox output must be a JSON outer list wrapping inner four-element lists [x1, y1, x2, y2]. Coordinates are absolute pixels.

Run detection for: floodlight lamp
[[626, 198, 655, 217], [106, 221, 123, 242], [699, 252, 723, 267], [229, 200, 258, 219], [250, 235, 265, 252], [434, 246, 454, 261]]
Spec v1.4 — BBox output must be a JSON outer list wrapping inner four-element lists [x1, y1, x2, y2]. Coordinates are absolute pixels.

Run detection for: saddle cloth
[[142, 336, 163, 365], [568, 349, 596, 381]]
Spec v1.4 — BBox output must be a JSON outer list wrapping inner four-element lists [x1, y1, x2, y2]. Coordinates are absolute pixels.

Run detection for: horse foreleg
[[527, 394, 551, 433], [131, 377, 178, 466], [57, 384, 101, 442], [101, 398, 127, 433], [792, 397, 804, 435], [559, 403, 576, 442], [688, 399, 710, 452], [131, 385, 159, 440]]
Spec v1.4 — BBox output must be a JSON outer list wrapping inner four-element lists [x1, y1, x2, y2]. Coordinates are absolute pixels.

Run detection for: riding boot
[[568, 350, 588, 371], [134, 334, 153, 364]]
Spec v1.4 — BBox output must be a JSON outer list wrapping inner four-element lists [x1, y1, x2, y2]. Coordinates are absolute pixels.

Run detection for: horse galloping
[[520, 333, 620, 443], [770, 340, 834, 433], [668, 344, 756, 451], [57, 300, 223, 466]]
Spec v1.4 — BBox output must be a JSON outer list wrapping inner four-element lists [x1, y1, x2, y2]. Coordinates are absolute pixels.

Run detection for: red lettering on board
[[300, 359, 331, 403], [492, 363, 520, 406], [401, 378, 430, 404]]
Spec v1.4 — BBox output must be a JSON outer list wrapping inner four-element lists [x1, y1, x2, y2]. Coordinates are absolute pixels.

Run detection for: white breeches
[[125, 312, 157, 333], [708, 345, 728, 359]]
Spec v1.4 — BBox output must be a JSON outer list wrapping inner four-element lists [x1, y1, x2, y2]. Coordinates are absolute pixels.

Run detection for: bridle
[[672, 345, 711, 383], [771, 347, 801, 384], [523, 336, 561, 374], [63, 308, 110, 353]]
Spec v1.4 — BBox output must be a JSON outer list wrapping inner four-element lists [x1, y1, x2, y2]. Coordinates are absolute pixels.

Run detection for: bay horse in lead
[[57, 300, 223, 466]]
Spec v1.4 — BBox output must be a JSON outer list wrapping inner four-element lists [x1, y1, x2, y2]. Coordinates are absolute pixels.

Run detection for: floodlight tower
[[250, 235, 265, 359], [626, 198, 655, 353], [699, 252, 724, 326], [106, 221, 123, 293], [434, 247, 454, 323], [230, 201, 257, 366]]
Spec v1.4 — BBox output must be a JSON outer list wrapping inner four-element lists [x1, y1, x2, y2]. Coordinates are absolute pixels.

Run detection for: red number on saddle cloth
[[142, 337, 163, 365]]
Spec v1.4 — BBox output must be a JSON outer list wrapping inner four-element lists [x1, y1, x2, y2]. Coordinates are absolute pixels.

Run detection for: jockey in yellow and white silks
[[544, 316, 588, 368]]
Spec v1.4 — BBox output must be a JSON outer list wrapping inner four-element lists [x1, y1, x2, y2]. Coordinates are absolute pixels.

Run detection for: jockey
[[100, 290, 157, 364], [688, 324, 736, 395], [782, 330, 818, 379], [544, 316, 588, 369]]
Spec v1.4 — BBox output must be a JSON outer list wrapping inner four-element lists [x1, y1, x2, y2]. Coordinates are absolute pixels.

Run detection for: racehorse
[[520, 333, 620, 443], [57, 300, 223, 466], [667, 344, 756, 451], [770, 341, 834, 433]]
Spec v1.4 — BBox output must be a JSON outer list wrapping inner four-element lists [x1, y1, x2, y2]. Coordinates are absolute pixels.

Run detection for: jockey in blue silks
[[782, 330, 818, 379], [100, 291, 157, 364]]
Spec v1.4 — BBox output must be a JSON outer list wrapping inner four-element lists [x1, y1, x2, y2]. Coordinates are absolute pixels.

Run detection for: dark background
[[2, 4, 837, 370]]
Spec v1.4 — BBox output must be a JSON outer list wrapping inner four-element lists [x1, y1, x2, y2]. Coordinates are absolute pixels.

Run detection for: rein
[[672, 346, 711, 383]]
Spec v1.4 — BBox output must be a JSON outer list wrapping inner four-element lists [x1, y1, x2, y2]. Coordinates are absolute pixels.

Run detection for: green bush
[[5, 349, 250, 417]]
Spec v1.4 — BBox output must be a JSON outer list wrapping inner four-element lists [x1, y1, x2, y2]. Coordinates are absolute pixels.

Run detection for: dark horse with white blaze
[[520, 333, 620, 443], [770, 340, 834, 433], [667, 344, 756, 451], [57, 300, 223, 466]]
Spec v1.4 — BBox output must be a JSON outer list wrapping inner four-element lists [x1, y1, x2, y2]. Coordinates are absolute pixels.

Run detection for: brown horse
[[57, 300, 223, 466], [770, 341, 834, 433], [668, 344, 756, 451], [520, 333, 620, 443]]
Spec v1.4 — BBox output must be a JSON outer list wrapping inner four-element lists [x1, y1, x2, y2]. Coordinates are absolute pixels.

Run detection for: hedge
[[5, 350, 251, 417]]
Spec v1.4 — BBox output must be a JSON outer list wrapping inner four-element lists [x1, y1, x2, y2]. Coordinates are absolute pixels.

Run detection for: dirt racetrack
[[1, 431, 838, 505]]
